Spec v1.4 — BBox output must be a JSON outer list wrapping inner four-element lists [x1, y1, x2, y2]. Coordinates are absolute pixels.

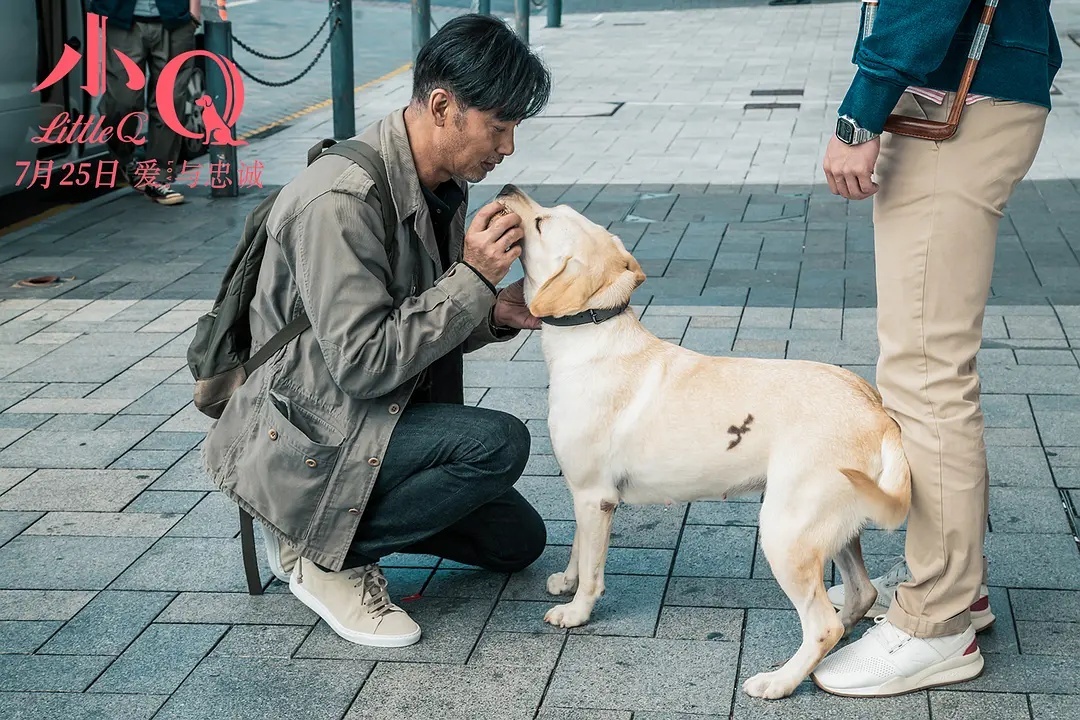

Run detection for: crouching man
[[201, 14, 552, 648]]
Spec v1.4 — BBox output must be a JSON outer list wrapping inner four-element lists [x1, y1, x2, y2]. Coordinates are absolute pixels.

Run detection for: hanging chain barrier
[[229, 1, 340, 88]]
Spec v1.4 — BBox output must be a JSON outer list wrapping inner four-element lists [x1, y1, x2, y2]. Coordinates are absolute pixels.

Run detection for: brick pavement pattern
[[1, 2, 1079, 718]]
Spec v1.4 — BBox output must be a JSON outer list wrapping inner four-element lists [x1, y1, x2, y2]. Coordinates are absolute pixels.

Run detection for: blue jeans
[[341, 402, 545, 572]]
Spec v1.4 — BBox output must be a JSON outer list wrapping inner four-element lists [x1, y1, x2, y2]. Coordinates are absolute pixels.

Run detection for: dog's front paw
[[544, 602, 590, 628], [547, 572, 578, 596], [743, 670, 798, 700]]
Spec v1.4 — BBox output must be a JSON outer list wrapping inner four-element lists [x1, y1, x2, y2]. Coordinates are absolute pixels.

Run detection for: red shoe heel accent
[[970, 596, 990, 612], [963, 638, 979, 656]]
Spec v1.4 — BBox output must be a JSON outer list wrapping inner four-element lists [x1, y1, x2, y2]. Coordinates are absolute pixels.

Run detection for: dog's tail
[[840, 422, 911, 530]]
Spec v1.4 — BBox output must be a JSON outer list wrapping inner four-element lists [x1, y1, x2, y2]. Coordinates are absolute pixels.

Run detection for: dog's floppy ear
[[528, 257, 606, 319], [622, 248, 646, 290]]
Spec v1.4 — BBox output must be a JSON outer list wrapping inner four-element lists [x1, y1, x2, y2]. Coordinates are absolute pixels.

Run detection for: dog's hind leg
[[547, 526, 580, 596], [833, 534, 876, 634], [743, 493, 846, 700], [544, 489, 617, 628]]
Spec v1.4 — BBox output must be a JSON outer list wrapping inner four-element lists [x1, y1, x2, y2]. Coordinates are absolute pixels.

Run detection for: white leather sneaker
[[289, 558, 421, 648], [827, 557, 995, 631], [812, 616, 983, 697], [260, 524, 297, 584]]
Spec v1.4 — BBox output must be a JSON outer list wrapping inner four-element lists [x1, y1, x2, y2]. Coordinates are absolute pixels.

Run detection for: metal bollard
[[330, 0, 355, 139], [515, 0, 529, 42], [547, 0, 561, 28], [412, 0, 430, 59], [203, 18, 239, 197], [477, 0, 491, 14]]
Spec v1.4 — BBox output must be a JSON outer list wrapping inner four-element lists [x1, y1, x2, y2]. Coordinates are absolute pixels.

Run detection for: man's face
[[441, 102, 519, 183]]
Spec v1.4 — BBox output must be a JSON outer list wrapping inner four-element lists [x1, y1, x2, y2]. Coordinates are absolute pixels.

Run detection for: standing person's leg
[[288, 402, 543, 647], [99, 22, 148, 183], [814, 92, 1047, 696], [141, 19, 194, 203]]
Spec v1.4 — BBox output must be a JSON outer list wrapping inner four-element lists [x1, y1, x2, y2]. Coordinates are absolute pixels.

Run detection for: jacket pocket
[[233, 388, 345, 540]]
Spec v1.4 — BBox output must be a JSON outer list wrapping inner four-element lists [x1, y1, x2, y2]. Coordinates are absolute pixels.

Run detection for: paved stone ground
[[2, 3, 1080, 719]]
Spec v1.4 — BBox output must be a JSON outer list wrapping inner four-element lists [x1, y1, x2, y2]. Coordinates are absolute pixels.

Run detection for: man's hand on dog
[[494, 278, 541, 330], [823, 135, 880, 201], [465, 202, 524, 285]]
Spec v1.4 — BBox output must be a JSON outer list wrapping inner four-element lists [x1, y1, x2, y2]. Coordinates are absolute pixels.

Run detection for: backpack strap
[[246, 139, 399, 377], [319, 139, 398, 246]]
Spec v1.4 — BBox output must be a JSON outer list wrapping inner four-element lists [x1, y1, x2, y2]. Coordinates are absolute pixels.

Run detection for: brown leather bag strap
[[876, 0, 999, 140]]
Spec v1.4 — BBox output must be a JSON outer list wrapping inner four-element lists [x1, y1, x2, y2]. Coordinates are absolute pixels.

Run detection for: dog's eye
[[534, 217, 543, 233]]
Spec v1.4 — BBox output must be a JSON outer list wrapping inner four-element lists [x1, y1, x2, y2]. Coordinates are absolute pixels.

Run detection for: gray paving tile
[[110, 448, 189, 470], [165, 492, 238, 537], [0, 620, 62, 653], [0, 654, 113, 691], [1030, 695, 1080, 720], [985, 533, 1080, 589], [124, 490, 205, 515], [346, 662, 549, 720], [38, 590, 174, 656], [0, 468, 34, 495], [156, 591, 316, 625], [664, 576, 790, 610], [0, 535, 154, 590], [978, 586, 1020, 655], [0, 430, 142, 468], [111, 537, 266, 593], [208, 624, 312, 658], [672, 524, 756, 578], [23, 511, 180, 537], [421, 568, 506, 601], [536, 710, 631, 720], [503, 545, 672, 602], [1009, 589, 1080, 622], [90, 623, 228, 694], [0, 691, 165, 720], [987, 445, 1055, 487], [546, 635, 738, 716], [467, 630, 565, 669], [1016, 621, 1080, 655], [149, 450, 215, 491], [0, 469, 158, 511], [0, 511, 41, 545], [989, 487, 1073, 533], [654, 606, 744, 643], [929, 691, 1031, 720], [0, 590, 96, 621], [154, 657, 373, 720]]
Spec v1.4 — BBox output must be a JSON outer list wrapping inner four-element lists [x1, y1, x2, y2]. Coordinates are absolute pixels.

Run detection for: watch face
[[836, 118, 854, 144]]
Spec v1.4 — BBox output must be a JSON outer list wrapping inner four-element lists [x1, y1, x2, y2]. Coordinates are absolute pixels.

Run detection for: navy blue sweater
[[839, 0, 1062, 133], [88, 0, 193, 31]]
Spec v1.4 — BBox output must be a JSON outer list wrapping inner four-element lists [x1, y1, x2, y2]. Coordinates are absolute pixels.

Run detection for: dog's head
[[496, 184, 646, 320]]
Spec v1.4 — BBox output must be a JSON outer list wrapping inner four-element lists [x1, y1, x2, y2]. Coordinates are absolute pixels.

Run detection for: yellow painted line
[[0, 203, 74, 238], [239, 62, 413, 140]]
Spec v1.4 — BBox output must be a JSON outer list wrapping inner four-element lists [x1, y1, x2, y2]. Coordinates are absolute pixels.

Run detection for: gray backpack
[[187, 138, 396, 419]]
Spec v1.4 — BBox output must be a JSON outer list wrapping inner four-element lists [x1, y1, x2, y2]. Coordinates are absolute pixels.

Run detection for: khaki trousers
[[99, 19, 197, 183], [874, 92, 1048, 639]]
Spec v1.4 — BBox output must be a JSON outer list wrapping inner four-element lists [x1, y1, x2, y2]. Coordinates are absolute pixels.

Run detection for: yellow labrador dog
[[495, 184, 911, 700]]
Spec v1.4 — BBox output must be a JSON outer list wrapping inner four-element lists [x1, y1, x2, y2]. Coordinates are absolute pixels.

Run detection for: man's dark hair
[[412, 14, 552, 122]]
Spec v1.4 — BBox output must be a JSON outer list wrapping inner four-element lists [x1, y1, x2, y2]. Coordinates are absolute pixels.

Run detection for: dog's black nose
[[497, 183, 520, 198]]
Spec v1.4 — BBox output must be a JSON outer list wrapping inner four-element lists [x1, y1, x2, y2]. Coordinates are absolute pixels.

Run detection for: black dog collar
[[539, 304, 629, 327]]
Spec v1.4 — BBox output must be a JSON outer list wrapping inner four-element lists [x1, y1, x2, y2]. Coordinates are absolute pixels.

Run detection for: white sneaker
[[812, 616, 984, 697], [260, 524, 298, 584], [289, 558, 421, 648], [827, 557, 995, 631]]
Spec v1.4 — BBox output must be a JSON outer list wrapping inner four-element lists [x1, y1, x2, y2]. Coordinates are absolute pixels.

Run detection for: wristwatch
[[836, 115, 879, 145]]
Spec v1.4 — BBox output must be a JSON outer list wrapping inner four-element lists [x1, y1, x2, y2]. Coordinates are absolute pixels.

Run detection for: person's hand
[[464, 202, 524, 286], [823, 135, 881, 201], [493, 278, 541, 330]]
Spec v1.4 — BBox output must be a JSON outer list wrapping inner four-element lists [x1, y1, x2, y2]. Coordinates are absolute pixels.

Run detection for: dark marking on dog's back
[[727, 414, 754, 450]]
